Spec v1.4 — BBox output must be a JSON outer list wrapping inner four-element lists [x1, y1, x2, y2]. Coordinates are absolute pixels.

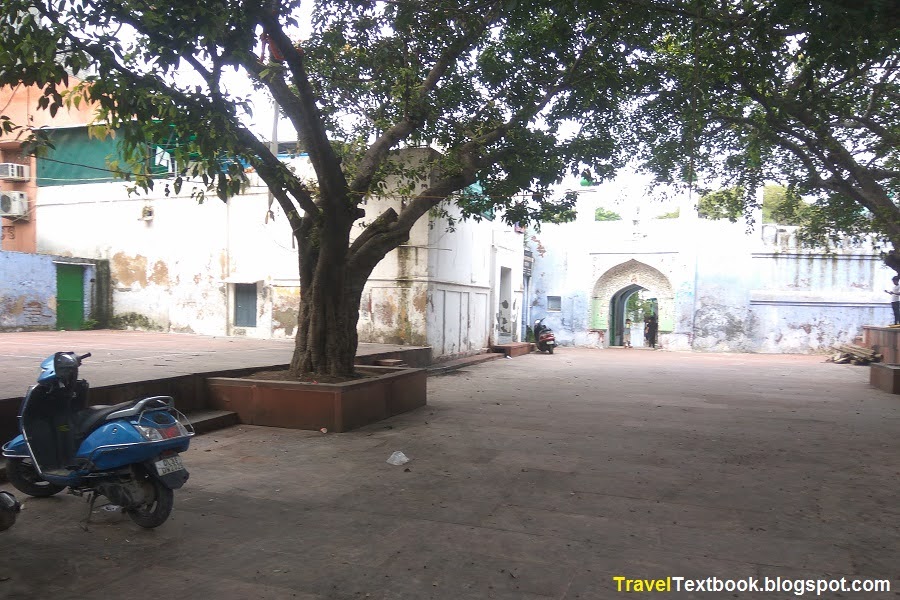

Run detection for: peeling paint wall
[[0, 250, 102, 330], [271, 285, 301, 338], [35, 177, 298, 337], [527, 213, 696, 350], [746, 225, 890, 352], [33, 148, 524, 352], [352, 149, 525, 357], [528, 209, 895, 353]]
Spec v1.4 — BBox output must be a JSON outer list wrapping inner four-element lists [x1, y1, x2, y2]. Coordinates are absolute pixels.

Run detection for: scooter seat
[[74, 401, 136, 437]]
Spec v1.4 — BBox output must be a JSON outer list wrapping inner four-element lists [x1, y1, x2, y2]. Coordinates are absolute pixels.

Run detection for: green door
[[56, 264, 84, 330]]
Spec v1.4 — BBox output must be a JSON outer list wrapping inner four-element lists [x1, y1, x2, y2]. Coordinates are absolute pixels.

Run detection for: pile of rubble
[[827, 343, 882, 365]]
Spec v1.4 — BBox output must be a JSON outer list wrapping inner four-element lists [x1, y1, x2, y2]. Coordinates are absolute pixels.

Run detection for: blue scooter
[[2, 352, 193, 528]]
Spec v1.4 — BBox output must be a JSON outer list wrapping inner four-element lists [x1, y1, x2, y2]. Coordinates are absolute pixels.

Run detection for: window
[[547, 296, 562, 311], [234, 283, 258, 327]]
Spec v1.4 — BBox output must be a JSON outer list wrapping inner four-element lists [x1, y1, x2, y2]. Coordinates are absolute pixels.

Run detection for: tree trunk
[[886, 245, 900, 276], [287, 205, 366, 378], [289, 276, 362, 377]]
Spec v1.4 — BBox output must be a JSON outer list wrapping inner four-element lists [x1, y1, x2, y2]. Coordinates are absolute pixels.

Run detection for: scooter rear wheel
[[5, 458, 65, 497], [126, 474, 173, 529]]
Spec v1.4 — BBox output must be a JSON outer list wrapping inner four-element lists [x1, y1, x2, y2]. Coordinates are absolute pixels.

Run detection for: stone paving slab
[[2, 347, 899, 599]]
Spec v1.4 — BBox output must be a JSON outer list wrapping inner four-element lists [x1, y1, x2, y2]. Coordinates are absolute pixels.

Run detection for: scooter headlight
[[135, 425, 164, 441]]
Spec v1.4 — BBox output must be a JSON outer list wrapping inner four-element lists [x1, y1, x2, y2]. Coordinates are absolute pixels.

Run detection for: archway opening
[[609, 284, 658, 347], [590, 259, 674, 348]]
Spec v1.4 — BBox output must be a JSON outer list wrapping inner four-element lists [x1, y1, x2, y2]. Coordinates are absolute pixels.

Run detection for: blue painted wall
[[527, 216, 895, 353], [0, 251, 100, 330]]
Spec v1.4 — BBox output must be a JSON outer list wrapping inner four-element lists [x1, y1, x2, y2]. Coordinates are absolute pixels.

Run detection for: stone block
[[870, 363, 900, 394]]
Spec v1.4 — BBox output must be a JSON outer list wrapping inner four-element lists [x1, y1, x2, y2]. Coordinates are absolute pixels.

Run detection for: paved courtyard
[[0, 330, 422, 398], [2, 347, 899, 599]]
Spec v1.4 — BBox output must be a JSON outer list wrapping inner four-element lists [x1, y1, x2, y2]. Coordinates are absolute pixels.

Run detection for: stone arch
[[589, 260, 675, 343]]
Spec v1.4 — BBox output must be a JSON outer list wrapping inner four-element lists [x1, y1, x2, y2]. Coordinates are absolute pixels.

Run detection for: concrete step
[[491, 342, 534, 357], [428, 352, 505, 375], [185, 409, 240, 434]]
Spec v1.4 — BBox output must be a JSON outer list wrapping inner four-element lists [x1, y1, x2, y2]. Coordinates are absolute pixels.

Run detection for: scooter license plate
[[154, 455, 185, 476]]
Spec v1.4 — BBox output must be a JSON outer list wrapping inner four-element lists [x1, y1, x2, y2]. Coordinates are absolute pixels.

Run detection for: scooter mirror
[[0, 491, 20, 531]]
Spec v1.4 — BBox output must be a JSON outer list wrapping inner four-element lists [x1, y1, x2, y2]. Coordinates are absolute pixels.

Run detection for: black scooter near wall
[[533, 318, 557, 354]]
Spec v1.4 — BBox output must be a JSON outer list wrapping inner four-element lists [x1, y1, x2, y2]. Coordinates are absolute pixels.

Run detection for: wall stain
[[219, 251, 228, 281], [413, 289, 428, 315], [111, 252, 148, 288], [5, 296, 25, 315], [272, 287, 301, 337], [375, 298, 396, 327], [530, 235, 547, 257], [150, 260, 170, 286]]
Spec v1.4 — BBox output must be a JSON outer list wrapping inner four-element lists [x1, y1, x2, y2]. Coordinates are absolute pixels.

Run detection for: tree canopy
[[631, 0, 900, 270], [695, 184, 808, 224], [0, 0, 667, 374], [1, 0, 897, 376], [594, 207, 622, 221]]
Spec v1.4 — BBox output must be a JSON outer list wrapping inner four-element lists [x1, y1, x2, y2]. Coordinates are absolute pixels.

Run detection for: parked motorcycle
[[2, 352, 193, 528], [0, 491, 20, 531], [533, 318, 557, 354]]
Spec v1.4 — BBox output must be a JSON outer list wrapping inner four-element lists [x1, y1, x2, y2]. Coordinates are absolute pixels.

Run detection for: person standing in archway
[[644, 313, 658, 348], [623, 319, 632, 348], [886, 275, 900, 326]]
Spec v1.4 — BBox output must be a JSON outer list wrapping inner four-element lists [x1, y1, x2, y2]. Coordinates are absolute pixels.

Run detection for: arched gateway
[[590, 259, 675, 347]]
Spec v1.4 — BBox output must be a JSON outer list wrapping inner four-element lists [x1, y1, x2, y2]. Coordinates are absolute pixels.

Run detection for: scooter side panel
[[76, 422, 190, 471], [1, 435, 29, 458]]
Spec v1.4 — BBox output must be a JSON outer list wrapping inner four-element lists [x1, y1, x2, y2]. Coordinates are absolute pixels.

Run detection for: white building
[[30, 133, 524, 358], [526, 189, 895, 353]]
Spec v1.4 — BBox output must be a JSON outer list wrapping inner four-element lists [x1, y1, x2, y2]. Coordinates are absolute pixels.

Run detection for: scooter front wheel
[[127, 474, 174, 529], [5, 458, 65, 497]]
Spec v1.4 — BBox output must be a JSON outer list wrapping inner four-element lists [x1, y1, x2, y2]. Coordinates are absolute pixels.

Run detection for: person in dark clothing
[[644, 314, 658, 348], [886, 275, 900, 325]]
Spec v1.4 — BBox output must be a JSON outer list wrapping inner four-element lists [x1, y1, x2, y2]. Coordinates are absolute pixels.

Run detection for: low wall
[[0, 347, 432, 441], [0, 368, 253, 442], [206, 366, 427, 432]]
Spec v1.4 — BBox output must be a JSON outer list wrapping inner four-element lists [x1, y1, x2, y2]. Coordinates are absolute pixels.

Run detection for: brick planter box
[[205, 366, 426, 432], [862, 326, 900, 365]]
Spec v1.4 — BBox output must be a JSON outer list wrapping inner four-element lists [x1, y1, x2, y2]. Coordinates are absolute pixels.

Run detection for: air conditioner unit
[[0, 191, 28, 219], [0, 163, 29, 181]]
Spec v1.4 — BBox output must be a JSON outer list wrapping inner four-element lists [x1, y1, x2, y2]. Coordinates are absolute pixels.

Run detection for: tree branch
[[346, 172, 473, 282], [843, 115, 900, 147], [348, 4, 503, 197], [256, 9, 348, 204], [36, 4, 320, 224]]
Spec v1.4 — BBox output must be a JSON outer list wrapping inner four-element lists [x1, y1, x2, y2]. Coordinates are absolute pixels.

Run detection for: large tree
[[632, 0, 900, 272], [0, 0, 659, 375]]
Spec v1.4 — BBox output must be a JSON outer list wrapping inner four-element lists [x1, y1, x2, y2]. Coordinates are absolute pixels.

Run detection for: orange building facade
[[0, 81, 97, 252]]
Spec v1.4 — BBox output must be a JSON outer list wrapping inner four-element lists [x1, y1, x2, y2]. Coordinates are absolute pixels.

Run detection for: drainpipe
[[489, 243, 498, 347], [690, 244, 699, 348], [225, 195, 232, 336]]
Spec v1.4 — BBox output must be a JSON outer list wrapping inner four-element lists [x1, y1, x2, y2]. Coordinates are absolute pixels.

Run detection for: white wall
[[36, 178, 299, 337], [34, 149, 526, 357], [527, 208, 894, 353], [422, 203, 524, 355]]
